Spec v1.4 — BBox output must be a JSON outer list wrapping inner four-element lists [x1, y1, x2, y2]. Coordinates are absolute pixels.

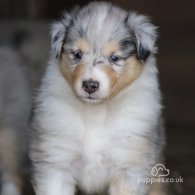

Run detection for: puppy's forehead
[[69, 3, 129, 50]]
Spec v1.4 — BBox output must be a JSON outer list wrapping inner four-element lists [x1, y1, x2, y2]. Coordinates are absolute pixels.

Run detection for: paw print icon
[[151, 164, 170, 177]]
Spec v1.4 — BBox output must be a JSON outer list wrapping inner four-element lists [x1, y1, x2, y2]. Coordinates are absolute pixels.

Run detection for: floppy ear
[[127, 12, 158, 61], [50, 12, 72, 58]]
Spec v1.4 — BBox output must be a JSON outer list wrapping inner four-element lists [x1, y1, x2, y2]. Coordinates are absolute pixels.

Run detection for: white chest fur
[[37, 93, 159, 193]]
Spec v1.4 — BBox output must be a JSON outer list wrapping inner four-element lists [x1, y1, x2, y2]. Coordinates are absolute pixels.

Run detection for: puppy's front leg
[[33, 168, 75, 195], [109, 171, 148, 195]]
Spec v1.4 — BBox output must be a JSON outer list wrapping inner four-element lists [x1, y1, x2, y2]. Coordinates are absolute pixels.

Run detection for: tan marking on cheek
[[59, 53, 85, 95], [59, 53, 72, 84], [75, 38, 89, 53], [110, 56, 144, 98], [59, 38, 88, 86], [72, 63, 84, 88], [101, 65, 118, 88], [102, 41, 119, 56]]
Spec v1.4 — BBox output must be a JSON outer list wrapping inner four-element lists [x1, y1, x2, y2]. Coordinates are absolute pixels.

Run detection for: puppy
[[31, 2, 165, 195], [0, 47, 31, 195]]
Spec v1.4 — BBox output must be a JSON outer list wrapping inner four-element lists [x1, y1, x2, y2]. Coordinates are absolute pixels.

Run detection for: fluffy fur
[[31, 2, 165, 195]]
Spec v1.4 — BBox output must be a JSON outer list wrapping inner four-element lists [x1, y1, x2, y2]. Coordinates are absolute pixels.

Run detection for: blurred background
[[0, 0, 194, 195]]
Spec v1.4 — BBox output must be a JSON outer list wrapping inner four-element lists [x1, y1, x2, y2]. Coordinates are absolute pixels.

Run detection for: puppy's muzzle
[[82, 80, 99, 94]]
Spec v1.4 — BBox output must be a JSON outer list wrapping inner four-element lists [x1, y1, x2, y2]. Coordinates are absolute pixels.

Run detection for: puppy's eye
[[110, 54, 121, 65], [70, 50, 82, 60]]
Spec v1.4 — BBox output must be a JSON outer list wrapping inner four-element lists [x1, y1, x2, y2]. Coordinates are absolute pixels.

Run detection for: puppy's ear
[[50, 12, 72, 58], [126, 13, 158, 61]]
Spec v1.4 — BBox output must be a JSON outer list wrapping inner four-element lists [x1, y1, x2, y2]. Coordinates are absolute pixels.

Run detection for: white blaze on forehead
[[81, 5, 127, 50], [94, 6, 110, 34]]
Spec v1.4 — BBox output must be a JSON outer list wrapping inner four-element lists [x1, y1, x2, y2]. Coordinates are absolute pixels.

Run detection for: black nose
[[82, 80, 99, 94]]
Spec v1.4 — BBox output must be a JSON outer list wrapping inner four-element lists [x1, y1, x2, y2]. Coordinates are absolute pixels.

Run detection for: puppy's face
[[51, 2, 157, 104], [59, 39, 143, 103]]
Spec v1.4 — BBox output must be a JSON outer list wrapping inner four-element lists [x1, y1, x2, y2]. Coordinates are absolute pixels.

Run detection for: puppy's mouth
[[86, 96, 97, 100], [80, 95, 102, 103]]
